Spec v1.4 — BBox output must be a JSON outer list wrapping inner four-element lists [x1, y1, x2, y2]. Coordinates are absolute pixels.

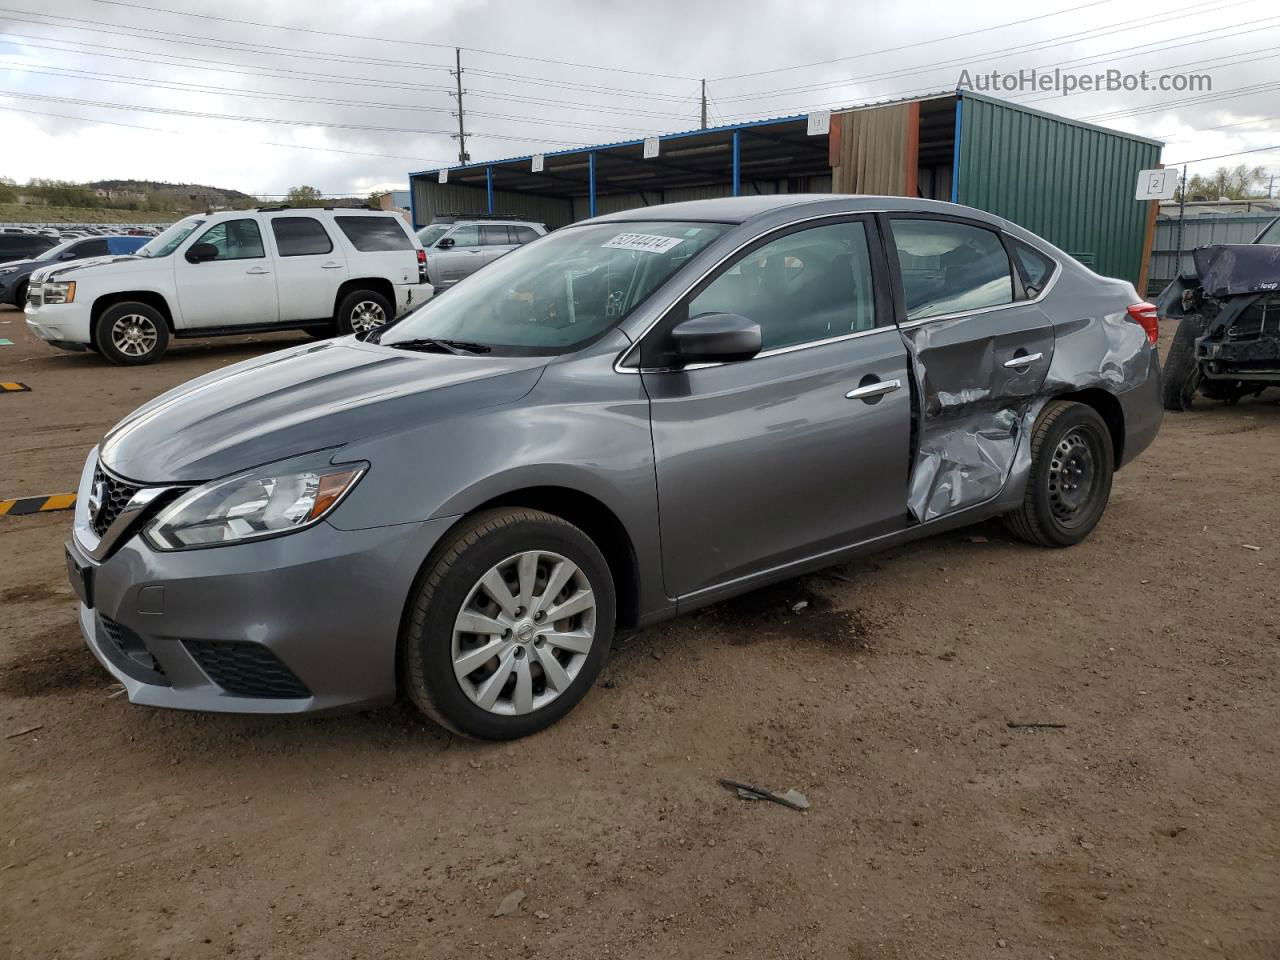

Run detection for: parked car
[[416, 215, 547, 290], [25, 206, 430, 364], [0, 235, 148, 307], [0, 231, 58, 264], [66, 195, 1162, 739], [1157, 215, 1280, 409]]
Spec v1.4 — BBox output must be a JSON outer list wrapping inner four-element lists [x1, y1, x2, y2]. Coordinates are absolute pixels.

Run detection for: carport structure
[[409, 90, 1162, 285]]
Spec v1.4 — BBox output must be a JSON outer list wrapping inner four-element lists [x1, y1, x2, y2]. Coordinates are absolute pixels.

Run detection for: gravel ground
[[1, 304, 1277, 960]]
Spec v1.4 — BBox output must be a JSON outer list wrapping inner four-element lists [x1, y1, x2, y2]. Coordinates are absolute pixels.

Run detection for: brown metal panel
[[904, 101, 920, 199], [832, 103, 910, 196]]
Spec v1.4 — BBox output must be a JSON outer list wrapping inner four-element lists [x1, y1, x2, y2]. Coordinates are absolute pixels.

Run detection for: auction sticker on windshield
[[602, 233, 684, 254]]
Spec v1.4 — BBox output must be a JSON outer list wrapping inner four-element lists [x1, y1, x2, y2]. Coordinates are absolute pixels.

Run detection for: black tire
[[93, 301, 170, 365], [402, 508, 616, 740], [1161, 313, 1207, 411], [1005, 400, 1115, 548], [335, 289, 392, 337], [13, 279, 28, 308]]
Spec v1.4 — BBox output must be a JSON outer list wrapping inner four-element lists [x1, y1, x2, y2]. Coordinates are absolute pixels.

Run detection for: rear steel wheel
[[1005, 400, 1114, 547]]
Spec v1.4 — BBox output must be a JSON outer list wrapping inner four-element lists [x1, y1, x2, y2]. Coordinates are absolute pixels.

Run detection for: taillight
[[416, 248, 427, 282], [1126, 302, 1159, 344], [416, 249, 426, 265]]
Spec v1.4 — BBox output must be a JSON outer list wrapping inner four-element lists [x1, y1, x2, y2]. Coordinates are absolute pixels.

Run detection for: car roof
[[582, 194, 1007, 228]]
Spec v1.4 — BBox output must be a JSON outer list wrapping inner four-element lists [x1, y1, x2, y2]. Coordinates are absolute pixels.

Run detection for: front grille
[[99, 615, 168, 682], [184, 641, 311, 699], [91, 465, 143, 537]]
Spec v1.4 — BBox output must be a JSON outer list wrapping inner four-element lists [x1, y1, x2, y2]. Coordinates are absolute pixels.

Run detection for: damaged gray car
[[67, 195, 1163, 740]]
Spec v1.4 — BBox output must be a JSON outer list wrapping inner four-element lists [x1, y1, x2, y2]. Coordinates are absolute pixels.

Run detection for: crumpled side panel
[[907, 407, 1021, 523], [901, 327, 1029, 524]]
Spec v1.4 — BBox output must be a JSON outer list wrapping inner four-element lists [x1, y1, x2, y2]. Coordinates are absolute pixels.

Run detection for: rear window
[[272, 217, 333, 256], [335, 216, 412, 252]]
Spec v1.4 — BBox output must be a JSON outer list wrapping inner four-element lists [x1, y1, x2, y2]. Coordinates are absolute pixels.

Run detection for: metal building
[[408, 90, 1162, 285]]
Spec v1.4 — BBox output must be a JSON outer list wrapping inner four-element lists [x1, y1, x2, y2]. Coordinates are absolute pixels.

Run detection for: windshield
[[138, 218, 205, 258], [36, 238, 79, 260], [379, 221, 730, 355], [1256, 217, 1280, 245], [417, 223, 451, 247]]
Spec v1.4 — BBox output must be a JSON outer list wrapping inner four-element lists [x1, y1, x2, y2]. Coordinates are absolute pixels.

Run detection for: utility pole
[[700, 79, 708, 129], [451, 47, 469, 164], [1176, 164, 1188, 275]]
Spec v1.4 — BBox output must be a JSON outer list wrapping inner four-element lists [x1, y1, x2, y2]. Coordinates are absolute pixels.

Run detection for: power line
[[0, 61, 672, 135], [0, 103, 452, 164], [0, 8, 697, 102], [88, 0, 699, 81], [714, 0, 1244, 104], [1166, 142, 1280, 164], [0, 89, 602, 146], [1081, 80, 1280, 121], [711, 0, 1113, 82], [0, 37, 698, 121]]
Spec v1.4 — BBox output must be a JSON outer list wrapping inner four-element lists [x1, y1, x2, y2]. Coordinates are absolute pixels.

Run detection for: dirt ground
[[1, 303, 1277, 960]]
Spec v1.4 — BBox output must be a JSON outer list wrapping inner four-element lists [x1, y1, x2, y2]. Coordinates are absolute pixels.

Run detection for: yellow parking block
[[1, 382, 31, 393], [0, 493, 77, 516]]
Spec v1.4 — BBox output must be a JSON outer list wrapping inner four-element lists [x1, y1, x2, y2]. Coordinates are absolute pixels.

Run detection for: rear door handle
[[845, 378, 901, 401], [246, 267, 271, 275], [321, 261, 342, 269], [1004, 352, 1043, 369]]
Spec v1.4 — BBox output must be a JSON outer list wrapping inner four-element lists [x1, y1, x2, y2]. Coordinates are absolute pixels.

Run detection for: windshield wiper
[[386, 337, 492, 355]]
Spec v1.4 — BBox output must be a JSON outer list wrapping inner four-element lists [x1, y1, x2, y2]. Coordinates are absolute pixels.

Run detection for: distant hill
[[86, 180, 258, 207]]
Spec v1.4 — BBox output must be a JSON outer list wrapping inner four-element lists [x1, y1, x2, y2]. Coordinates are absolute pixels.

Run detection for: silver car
[[416, 217, 548, 289], [66, 195, 1162, 739]]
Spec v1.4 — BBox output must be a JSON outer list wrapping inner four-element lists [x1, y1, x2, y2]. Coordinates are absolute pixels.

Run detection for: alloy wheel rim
[[451, 550, 596, 716], [350, 300, 386, 333], [110, 314, 158, 357], [1047, 428, 1097, 524]]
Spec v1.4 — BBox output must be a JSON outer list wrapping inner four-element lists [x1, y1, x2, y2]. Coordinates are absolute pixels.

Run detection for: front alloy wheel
[[403, 508, 615, 740], [452, 551, 597, 716], [94, 301, 170, 365]]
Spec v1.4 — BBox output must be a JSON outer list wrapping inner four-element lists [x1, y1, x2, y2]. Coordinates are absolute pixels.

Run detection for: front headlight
[[43, 281, 76, 304], [0, 266, 17, 276], [145, 459, 366, 550]]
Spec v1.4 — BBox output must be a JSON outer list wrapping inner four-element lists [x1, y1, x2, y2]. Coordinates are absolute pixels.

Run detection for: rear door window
[[272, 217, 334, 256], [335, 216, 412, 252], [482, 225, 513, 246], [889, 218, 1014, 321]]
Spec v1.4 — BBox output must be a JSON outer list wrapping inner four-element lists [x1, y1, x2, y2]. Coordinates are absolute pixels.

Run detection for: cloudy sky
[[1, 0, 1277, 197]]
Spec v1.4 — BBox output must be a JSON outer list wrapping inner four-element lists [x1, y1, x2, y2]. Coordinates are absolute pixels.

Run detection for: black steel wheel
[[1005, 400, 1114, 548]]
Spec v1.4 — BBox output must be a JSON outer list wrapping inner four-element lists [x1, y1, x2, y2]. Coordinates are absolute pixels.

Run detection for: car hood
[[32, 255, 153, 283], [0, 257, 41, 275], [100, 339, 548, 483]]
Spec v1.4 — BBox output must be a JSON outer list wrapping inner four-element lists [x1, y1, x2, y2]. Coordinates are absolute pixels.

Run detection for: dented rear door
[[882, 214, 1055, 523]]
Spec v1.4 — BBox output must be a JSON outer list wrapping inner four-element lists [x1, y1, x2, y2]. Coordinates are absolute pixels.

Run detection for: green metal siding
[[955, 94, 1161, 286]]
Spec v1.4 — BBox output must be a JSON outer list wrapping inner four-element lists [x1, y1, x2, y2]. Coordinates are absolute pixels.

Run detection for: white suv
[[24, 207, 431, 365]]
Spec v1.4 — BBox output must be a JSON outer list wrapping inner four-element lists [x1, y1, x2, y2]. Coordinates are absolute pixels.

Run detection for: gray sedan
[[66, 195, 1162, 739]]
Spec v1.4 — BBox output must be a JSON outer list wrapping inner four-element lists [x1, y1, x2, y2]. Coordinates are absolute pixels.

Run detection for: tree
[[0, 176, 15, 203], [286, 185, 324, 207], [1183, 164, 1268, 201]]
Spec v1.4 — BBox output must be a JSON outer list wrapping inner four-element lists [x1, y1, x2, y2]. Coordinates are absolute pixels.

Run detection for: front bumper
[[69, 506, 456, 715], [26, 300, 93, 346]]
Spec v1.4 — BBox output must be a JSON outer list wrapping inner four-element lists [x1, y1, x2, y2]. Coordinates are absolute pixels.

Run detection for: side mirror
[[436, 236, 455, 249], [185, 242, 218, 264], [60, 251, 77, 260], [669, 312, 762, 365]]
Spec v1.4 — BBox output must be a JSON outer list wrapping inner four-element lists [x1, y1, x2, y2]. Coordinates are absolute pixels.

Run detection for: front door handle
[[845, 378, 901, 401], [1004, 352, 1043, 369], [245, 267, 271, 275]]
